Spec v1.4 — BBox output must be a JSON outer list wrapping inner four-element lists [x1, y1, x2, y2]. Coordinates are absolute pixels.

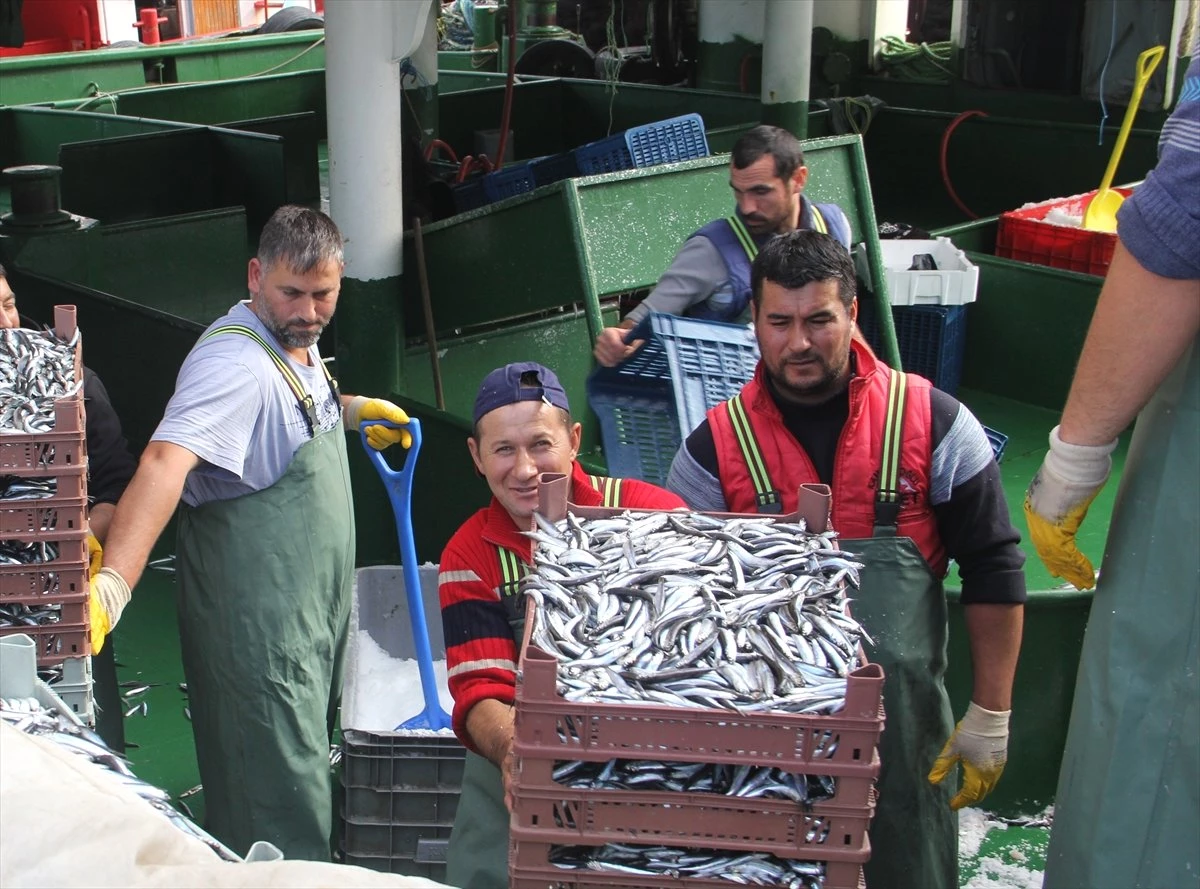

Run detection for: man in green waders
[[667, 231, 1026, 888], [88, 206, 413, 860], [1027, 54, 1199, 889]]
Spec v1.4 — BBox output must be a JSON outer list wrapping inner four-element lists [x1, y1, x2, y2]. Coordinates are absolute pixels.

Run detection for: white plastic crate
[[855, 237, 979, 306]]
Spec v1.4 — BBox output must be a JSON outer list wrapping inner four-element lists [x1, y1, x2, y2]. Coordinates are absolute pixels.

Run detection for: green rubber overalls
[[1044, 339, 1199, 888], [727, 369, 957, 889], [446, 478, 628, 888], [175, 326, 354, 861]]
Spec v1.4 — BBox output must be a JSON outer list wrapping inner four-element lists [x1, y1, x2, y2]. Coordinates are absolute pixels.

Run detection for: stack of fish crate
[[508, 500, 883, 889], [0, 306, 92, 722]]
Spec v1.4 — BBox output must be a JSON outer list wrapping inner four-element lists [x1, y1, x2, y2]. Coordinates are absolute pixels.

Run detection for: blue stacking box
[[587, 313, 760, 486]]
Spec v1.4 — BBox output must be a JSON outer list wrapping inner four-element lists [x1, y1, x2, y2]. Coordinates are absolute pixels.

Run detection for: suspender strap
[[201, 324, 339, 437], [495, 545, 530, 633], [725, 215, 758, 262], [726, 394, 783, 514], [586, 475, 624, 508], [874, 369, 908, 532], [810, 204, 829, 235]]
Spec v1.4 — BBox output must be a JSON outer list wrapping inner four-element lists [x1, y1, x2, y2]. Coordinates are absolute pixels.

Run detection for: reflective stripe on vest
[[200, 324, 338, 437], [726, 368, 907, 523], [495, 545, 528, 616], [810, 204, 829, 235], [587, 474, 624, 508]]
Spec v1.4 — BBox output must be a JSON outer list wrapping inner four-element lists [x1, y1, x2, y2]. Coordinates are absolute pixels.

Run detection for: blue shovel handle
[[359, 418, 452, 731]]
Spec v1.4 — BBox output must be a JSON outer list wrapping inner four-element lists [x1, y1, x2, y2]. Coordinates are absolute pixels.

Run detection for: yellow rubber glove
[[1024, 425, 1117, 590], [928, 701, 1010, 810], [344, 396, 412, 450], [87, 535, 131, 656]]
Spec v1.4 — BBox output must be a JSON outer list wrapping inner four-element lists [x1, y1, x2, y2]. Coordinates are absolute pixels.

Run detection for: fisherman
[[593, 125, 853, 367], [666, 230, 1025, 889], [0, 263, 138, 754], [438, 362, 685, 888], [1029, 54, 1199, 889], [87, 206, 412, 860]]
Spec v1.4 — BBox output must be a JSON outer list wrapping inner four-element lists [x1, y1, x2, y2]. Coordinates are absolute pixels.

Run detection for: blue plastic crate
[[625, 113, 709, 168], [450, 178, 487, 214], [482, 162, 537, 203], [573, 132, 633, 176], [587, 313, 760, 486], [983, 426, 1009, 463], [857, 301, 968, 396], [528, 151, 579, 187]]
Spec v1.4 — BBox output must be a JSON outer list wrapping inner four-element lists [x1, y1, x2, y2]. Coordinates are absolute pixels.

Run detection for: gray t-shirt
[[152, 302, 342, 507], [624, 237, 733, 325]]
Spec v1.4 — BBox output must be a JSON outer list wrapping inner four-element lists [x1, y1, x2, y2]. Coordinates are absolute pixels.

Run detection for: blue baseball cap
[[472, 362, 571, 425]]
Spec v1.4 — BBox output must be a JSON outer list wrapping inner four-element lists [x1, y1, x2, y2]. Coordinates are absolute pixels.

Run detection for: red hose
[[493, 0, 518, 171], [424, 139, 459, 164], [940, 110, 989, 220]]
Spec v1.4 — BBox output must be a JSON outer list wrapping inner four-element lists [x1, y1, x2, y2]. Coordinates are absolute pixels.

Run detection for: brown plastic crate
[[515, 645, 883, 773], [510, 831, 868, 889], [515, 749, 879, 814], [0, 532, 88, 569], [0, 398, 86, 473], [510, 785, 874, 859], [0, 563, 89, 603], [0, 611, 89, 664], [0, 492, 89, 539], [0, 306, 87, 474]]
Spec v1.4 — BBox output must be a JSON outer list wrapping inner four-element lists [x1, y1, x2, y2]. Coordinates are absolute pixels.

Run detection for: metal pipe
[[325, 0, 432, 394], [761, 0, 812, 137], [412, 219, 445, 411]]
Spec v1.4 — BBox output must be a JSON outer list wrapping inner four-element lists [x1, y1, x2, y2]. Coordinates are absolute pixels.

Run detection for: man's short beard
[[252, 302, 324, 349]]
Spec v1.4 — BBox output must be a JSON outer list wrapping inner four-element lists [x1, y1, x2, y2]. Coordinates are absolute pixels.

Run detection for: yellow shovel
[[1082, 45, 1166, 232]]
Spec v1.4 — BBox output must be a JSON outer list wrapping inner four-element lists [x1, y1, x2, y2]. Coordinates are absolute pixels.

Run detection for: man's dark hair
[[731, 125, 806, 182], [751, 230, 857, 309], [0, 262, 7, 279]]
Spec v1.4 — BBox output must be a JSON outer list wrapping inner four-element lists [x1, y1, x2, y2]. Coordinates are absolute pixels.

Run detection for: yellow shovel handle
[[1097, 45, 1166, 193]]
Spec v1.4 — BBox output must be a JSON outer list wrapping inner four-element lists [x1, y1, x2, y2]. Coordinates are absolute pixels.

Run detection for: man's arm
[[594, 238, 729, 367], [964, 603, 1023, 711], [102, 441, 200, 589], [83, 369, 138, 545], [464, 698, 517, 809], [1059, 242, 1200, 446], [665, 422, 729, 512]]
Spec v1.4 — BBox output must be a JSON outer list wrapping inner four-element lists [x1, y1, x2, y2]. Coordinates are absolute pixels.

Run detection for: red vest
[[708, 340, 948, 576]]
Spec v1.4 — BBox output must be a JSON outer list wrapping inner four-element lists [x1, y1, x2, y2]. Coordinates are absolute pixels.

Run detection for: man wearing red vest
[[439, 362, 685, 888], [667, 231, 1025, 889]]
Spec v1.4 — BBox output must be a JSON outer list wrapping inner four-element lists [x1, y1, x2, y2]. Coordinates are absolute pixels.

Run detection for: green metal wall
[[862, 108, 1162, 230]]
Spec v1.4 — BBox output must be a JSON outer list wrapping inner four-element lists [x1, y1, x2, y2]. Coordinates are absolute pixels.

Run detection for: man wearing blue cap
[[438, 362, 685, 887]]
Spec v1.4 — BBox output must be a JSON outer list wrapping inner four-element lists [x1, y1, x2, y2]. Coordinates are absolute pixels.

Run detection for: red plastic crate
[[510, 831, 868, 889], [995, 189, 1132, 277]]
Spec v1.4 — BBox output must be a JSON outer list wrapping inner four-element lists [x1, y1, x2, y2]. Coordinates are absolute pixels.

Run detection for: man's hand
[[88, 536, 131, 655], [593, 327, 644, 368], [344, 396, 412, 450], [501, 742, 518, 813], [928, 701, 1010, 810], [1024, 425, 1117, 590]]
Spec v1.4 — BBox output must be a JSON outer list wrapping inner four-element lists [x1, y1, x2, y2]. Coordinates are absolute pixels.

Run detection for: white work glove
[[928, 701, 1010, 810], [343, 396, 413, 450], [1024, 425, 1118, 590], [89, 566, 132, 655]]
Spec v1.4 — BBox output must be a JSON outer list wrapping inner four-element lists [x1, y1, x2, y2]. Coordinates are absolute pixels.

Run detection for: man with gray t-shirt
[[89, 206, 413, 861], [593, 125, 851, 367]]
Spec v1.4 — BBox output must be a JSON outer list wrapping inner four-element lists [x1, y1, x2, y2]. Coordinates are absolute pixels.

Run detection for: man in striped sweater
[[438, 362, 684, 888]]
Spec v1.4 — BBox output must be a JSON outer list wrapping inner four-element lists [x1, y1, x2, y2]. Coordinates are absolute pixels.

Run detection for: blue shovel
[[359, 417, 452, 731]]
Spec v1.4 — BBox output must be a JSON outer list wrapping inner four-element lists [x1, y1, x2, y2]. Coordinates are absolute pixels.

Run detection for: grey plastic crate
[[339, 566, 465, 880], [340, 815, 454, 859]]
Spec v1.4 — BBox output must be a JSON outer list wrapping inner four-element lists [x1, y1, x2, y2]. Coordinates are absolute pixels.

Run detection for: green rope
[[878, 35, 956, 83]]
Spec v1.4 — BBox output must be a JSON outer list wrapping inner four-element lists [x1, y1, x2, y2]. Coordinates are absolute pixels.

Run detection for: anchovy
[[1, 693, 239, 862], [524, 510, 868, 716], [550, 842, 827, 887], [0, 328, 81, 435]]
